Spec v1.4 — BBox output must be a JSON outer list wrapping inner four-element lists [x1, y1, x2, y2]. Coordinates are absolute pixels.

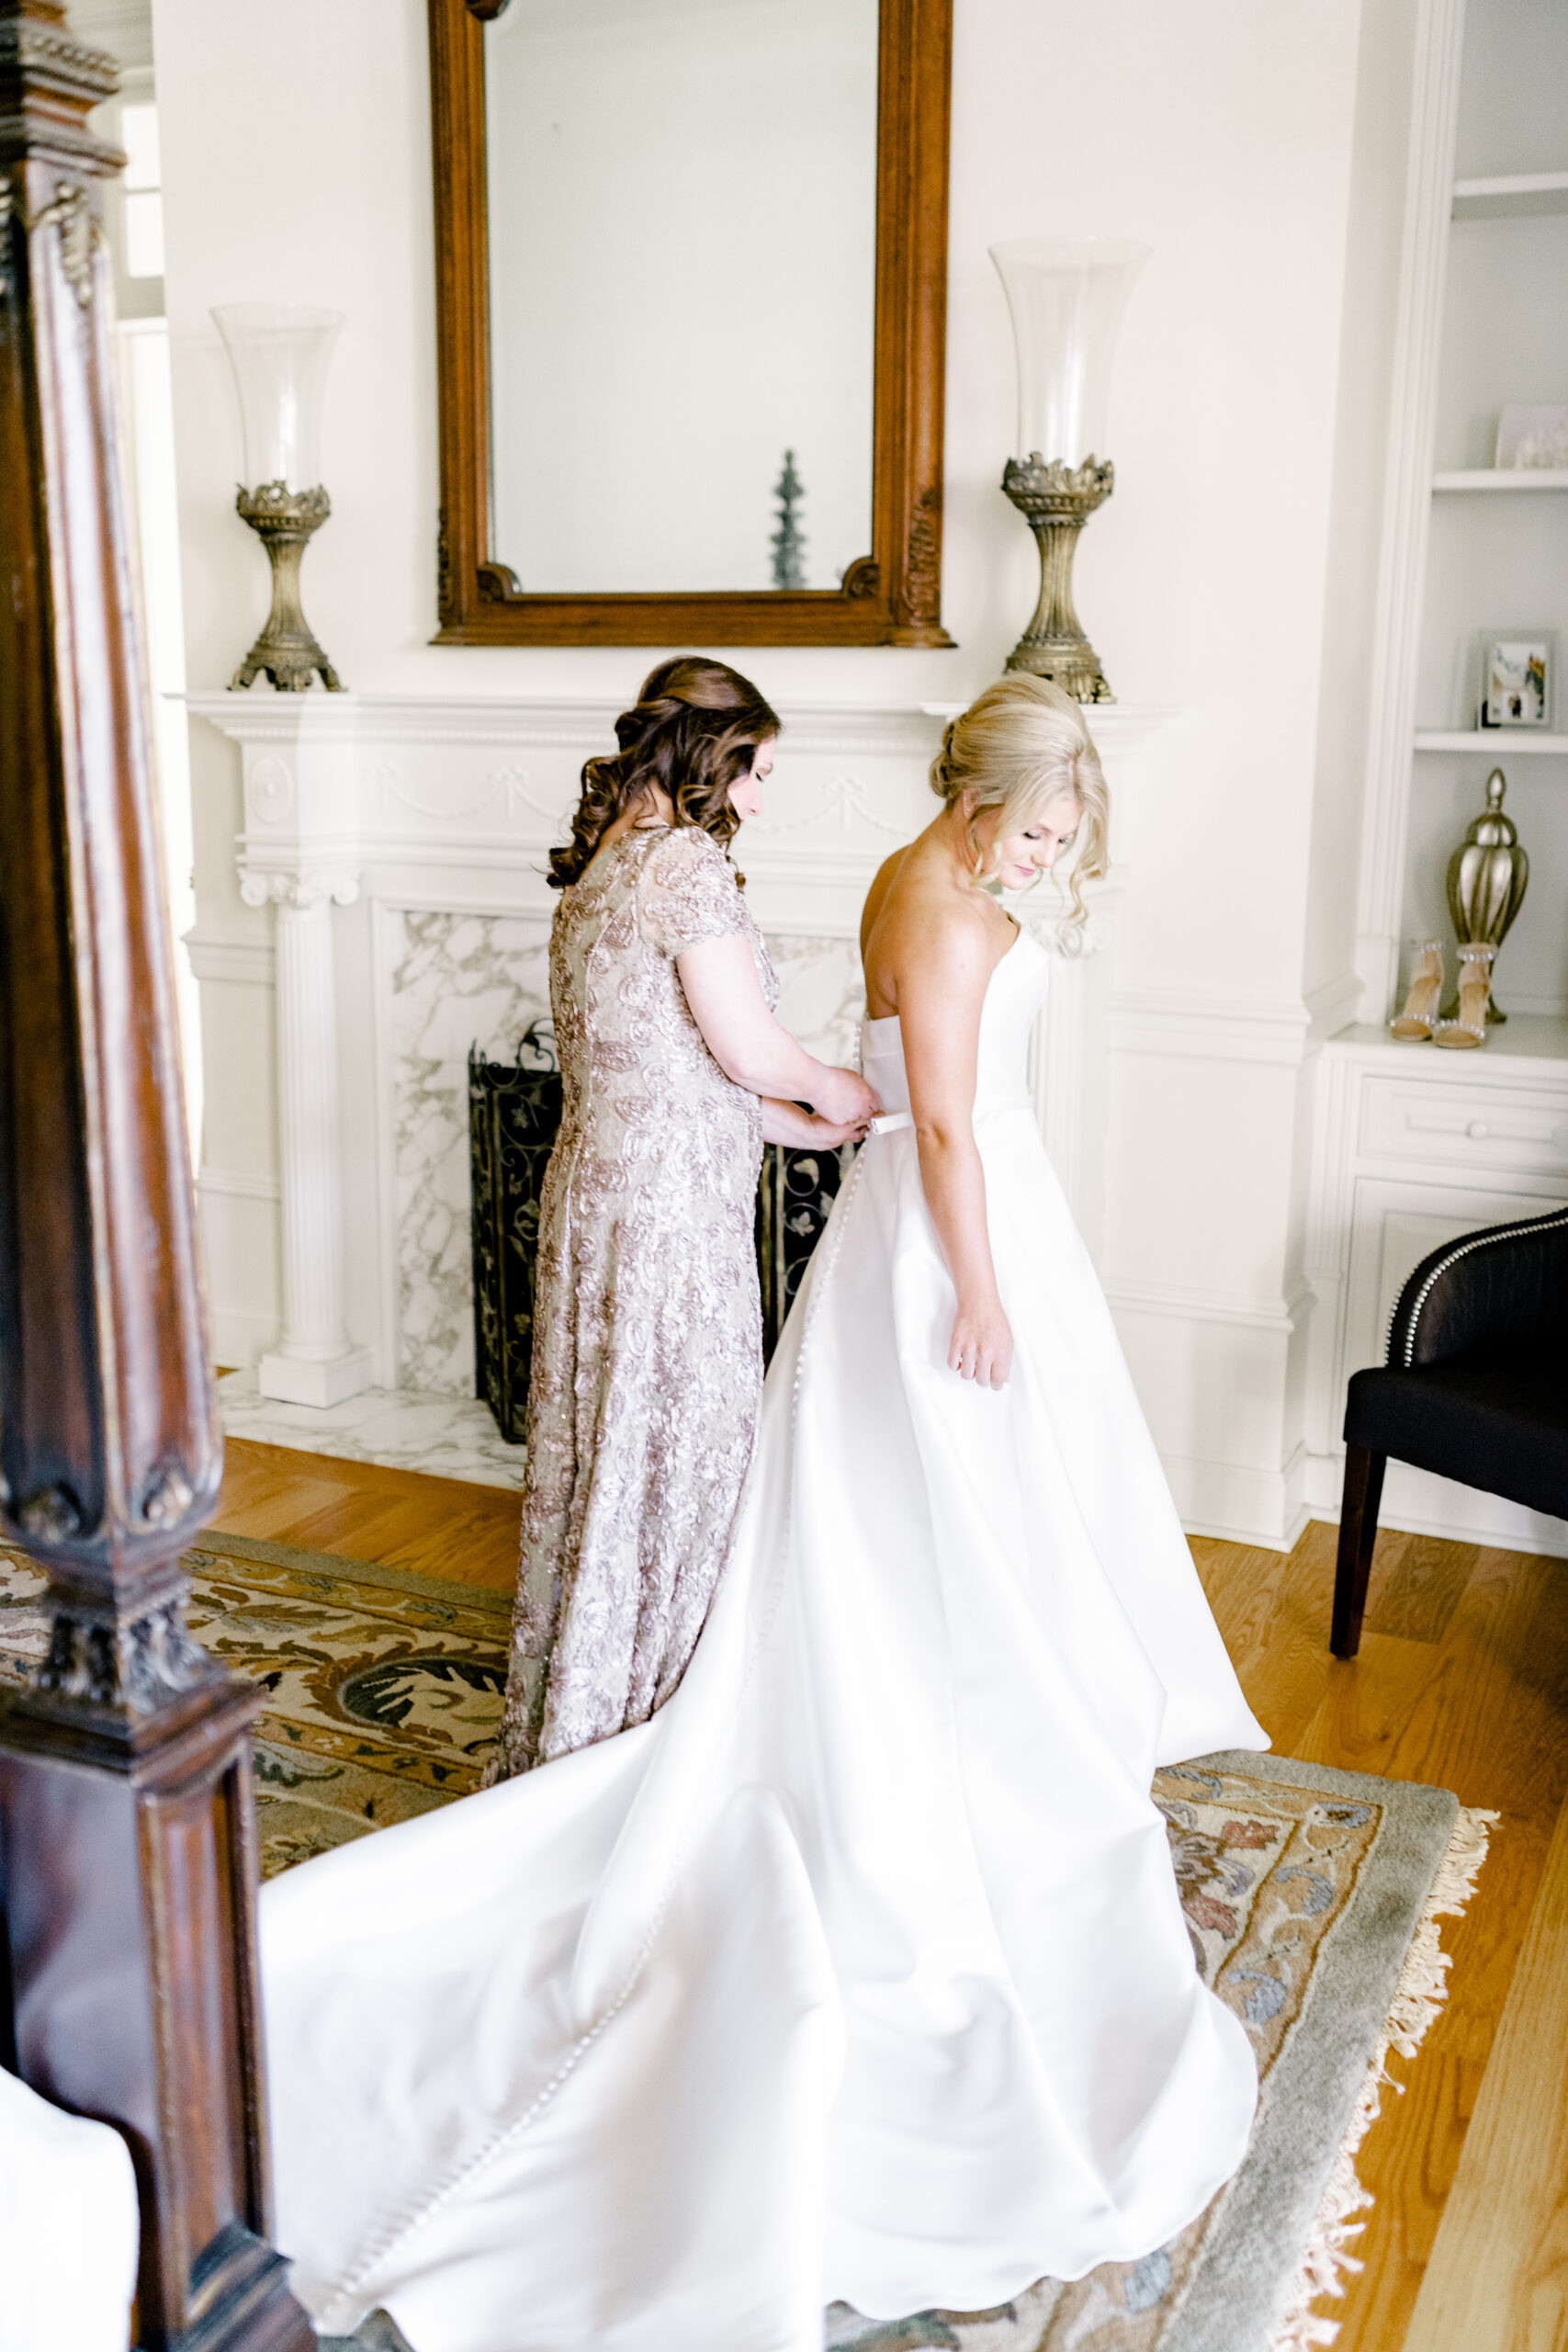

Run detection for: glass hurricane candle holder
[[989, 239, 1148, 699], [213, 303, 345, 692]]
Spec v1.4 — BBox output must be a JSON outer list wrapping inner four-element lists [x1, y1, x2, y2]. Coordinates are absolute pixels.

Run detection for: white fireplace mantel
[[186, 689, 1168, 931], [186, 690, 1174, 1399]]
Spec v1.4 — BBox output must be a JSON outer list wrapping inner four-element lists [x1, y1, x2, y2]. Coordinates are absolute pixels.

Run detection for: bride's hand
[[812, 1064, 879, 1127], [949, 1295, 1012, 1389]]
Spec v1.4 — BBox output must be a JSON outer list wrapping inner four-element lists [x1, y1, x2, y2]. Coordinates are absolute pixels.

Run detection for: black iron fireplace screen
[[469, 1035, 853, 1443]]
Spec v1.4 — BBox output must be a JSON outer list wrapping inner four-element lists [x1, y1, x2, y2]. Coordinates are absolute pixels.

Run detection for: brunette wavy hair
[[548, 657, 781, 890]]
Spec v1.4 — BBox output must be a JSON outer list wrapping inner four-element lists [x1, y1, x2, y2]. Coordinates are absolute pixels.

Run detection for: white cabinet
[[1305, 1023, 1568, 1555], [1359, 1073, 1568, 1176]]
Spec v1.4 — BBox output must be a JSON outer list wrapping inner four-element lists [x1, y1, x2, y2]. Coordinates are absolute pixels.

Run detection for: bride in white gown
[[260, 675, 1269, 2352]]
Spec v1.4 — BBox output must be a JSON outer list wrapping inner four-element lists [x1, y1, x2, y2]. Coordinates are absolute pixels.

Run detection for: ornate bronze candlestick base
[[231, 481, 344, 692], [1000, 453, 1115, 700], [1444, 766, 1529, 1023]]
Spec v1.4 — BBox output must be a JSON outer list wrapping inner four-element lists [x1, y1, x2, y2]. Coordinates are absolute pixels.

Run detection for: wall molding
[[1156, 1442, 1312, 1554], [1108, 972, 1364, 1069], [1110, 993, 1313, 1066], [185, 933, 276, 986], [206, 1306, 279, 1369], [1305, 971, 1363, 1045], [197, 1166, 281, 1203], [1303, 1443, 1568, 1560], [1106, 1279, 1313, 1335], [188, 690, 1180, 763], [189, 691, 945, 759]]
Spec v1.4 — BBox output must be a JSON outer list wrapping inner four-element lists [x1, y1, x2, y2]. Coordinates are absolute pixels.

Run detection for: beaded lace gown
[[261, 927, 1269, 2352], [491, 822, 777, 1775]]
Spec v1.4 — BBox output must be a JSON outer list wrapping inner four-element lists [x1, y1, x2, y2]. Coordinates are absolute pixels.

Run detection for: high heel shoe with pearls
[[1390, 939, 1444, 1041], [1433, 943, 1495, 1049]]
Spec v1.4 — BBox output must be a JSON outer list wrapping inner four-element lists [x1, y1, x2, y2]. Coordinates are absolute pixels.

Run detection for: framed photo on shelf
[[1477, 630, 1556, 730], [1495, 405, 1568, 470]]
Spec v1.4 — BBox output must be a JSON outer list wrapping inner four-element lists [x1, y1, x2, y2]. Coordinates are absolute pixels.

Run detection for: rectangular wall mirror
[[429, 0, 953, 646]]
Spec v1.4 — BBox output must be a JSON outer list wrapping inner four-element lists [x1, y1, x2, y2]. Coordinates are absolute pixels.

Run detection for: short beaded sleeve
[[637, 827, 748, 958]]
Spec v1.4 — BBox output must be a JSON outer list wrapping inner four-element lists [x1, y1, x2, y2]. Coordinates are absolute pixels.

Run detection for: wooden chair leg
[[1331, 1443, 1386, 1658]]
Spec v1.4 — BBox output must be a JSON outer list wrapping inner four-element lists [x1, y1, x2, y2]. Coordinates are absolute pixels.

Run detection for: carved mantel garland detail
[[746, 773, 914, 840]]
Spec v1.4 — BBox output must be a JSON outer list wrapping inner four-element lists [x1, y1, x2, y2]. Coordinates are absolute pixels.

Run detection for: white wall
[[152, 0, 1415, 1544]]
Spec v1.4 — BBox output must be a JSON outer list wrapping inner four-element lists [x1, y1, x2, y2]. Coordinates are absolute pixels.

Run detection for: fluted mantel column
[[239, 866, 371, 1406]]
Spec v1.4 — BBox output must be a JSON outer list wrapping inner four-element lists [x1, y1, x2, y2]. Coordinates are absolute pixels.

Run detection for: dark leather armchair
[[1332, 1204, 1568, 1657]]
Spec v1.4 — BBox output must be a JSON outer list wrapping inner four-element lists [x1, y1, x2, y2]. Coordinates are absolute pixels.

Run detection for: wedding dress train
[[261, 929, 1269, 2352]]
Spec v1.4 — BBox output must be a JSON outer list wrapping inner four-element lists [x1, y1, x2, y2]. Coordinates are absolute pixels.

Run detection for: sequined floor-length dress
[[490, 822, 779, 1776]]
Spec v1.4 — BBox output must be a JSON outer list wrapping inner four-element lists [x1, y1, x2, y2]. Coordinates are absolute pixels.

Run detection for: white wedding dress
[[261, 929, 1269, 2352]]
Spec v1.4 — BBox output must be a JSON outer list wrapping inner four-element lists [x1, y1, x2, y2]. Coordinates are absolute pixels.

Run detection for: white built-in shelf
[[1433, 469, 1568, 492], [1331, 1014, 1568, 1068], [1451, 171, 1568, 219], [1416, 730, 1568, 754]]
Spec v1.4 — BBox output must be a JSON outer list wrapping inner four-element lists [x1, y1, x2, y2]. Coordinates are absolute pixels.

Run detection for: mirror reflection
[[484, 0, 879, 594]]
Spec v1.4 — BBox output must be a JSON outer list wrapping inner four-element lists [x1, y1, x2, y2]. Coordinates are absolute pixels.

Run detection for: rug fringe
[[1265, 1803, 1496, 2352]]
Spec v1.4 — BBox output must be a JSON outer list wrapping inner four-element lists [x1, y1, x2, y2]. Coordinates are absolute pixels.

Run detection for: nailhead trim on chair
[[1390, 1205, 1568, 1369]]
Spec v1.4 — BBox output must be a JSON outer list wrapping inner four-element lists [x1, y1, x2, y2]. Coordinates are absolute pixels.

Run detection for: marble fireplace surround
[[188, 693, 1160, 1407]]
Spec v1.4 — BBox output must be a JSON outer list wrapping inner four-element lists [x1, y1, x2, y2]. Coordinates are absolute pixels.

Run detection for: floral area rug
[[0, 1531, 509, 1879], [0, 1535, 1491, 2352]]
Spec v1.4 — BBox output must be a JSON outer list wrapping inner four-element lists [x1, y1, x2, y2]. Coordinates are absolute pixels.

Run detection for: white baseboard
[[208, 1307, 277, 1371], [1305, 1448, 1568, 1559], [1160, 1445, 1307, 1552]]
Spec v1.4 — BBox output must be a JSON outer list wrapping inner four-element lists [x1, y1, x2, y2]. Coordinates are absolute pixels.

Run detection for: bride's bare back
[[859, 826, 1017, 1023], [857, 816, 1021, 1387]]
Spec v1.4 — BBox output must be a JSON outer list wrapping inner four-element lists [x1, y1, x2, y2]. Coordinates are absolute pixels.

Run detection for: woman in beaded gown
[[488, 658, 876, 1776], [260, 675, 1268, 2352]]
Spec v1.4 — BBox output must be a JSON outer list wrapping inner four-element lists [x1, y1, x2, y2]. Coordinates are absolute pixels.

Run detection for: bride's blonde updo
[[931, 673, 1109, 931]]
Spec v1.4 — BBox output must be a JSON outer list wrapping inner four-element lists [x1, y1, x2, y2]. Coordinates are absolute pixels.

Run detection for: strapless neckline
[[861, 929, 1047, 1126]]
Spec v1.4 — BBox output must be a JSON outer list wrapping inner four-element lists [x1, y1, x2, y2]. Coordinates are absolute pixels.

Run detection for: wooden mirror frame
[[428, 0, 954, 648]]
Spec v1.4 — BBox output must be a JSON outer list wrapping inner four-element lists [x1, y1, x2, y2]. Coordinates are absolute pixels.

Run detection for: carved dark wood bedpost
[[0, 6, 313, 2346]]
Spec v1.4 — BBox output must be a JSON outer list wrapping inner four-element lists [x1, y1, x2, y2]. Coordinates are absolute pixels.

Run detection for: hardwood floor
[[1404, 1782, 1568, 2352], [1188, 1518, 1568, 2352], [209, 1448, 1568, 2352], [215, 1438, 522, 1590]]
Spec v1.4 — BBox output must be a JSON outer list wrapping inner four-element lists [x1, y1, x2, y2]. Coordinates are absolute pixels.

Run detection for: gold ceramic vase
[[1444, 768, 1528, 1023]]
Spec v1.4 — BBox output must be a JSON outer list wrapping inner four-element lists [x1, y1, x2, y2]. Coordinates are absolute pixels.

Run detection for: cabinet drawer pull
[[1403, 1109, 1562, 1145]]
